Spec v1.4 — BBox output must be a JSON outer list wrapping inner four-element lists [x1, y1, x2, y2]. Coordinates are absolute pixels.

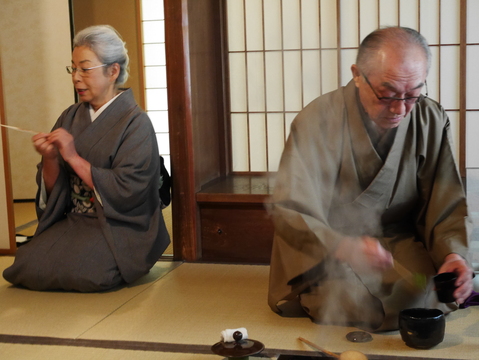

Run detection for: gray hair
[[356, 26, 431, 76], [73, 25, 129, 85]]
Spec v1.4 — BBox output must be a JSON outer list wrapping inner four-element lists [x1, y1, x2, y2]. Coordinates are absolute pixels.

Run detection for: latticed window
[[141, 0, 170, 173]]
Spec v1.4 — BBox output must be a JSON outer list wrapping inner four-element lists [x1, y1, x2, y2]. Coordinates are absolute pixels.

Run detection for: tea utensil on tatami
[[298, 336, 339, 358]]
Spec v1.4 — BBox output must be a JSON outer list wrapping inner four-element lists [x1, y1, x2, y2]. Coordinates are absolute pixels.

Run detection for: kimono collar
[[342, 80, 412, 203], [89, 91, 124, 122]]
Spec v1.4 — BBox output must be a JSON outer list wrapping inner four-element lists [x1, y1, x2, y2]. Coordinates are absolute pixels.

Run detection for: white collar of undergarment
[[89, 91, 124, 122]]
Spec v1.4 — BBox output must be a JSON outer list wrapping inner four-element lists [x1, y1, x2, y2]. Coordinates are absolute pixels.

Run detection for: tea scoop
[[298, 337, 368, 359]]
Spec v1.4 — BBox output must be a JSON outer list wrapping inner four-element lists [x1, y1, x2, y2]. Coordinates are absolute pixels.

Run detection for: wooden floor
[[13, 201, 174, 255]]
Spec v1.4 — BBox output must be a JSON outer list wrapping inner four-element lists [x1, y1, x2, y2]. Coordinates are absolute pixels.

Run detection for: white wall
[[0, 0, 74, 199]]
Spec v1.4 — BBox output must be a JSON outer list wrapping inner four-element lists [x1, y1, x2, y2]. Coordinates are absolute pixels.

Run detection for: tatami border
[[0, 334, 461, 360]]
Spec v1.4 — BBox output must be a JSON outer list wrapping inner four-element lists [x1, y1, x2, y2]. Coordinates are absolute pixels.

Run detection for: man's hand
[[437, 253, 473, 304], [334, 236, 393, 274]]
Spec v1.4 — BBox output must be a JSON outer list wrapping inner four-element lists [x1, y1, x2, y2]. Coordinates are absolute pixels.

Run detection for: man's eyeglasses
[[66, 64, 108, 76], [362, 72, 427, 105]]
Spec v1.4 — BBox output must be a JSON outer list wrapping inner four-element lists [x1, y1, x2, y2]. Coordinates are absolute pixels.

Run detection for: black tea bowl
[[434, 272, 457, 303], [399, 308, 445, 349]]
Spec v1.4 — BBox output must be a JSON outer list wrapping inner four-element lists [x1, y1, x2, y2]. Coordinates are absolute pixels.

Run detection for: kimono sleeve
[[91, 112, 161, 222], [269, 97, 351, 277], [415, 103, 471, 268]]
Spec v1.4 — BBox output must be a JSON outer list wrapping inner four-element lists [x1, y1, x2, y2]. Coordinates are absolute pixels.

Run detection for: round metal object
[[346, 331, 373, 343]]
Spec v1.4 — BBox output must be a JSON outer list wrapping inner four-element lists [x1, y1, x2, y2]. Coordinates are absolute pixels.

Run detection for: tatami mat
[[1, 259, 479, 359], [1, 343, 220, 360], [13, 201, 37, 237], [0, 256, 182, 338], [77, 262, 479, 359]]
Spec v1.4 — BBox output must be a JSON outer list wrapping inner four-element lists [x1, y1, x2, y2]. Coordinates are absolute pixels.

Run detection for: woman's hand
[[47, 128, 78, 162], [438, 253, 473, 304], [44, 128, 94, 189], [334, 235, 394, 274], [32, 132, 58, 159]]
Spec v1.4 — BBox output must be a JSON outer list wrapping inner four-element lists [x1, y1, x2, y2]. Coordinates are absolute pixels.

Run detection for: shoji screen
[[226, 0, 468, 174], [141, 0, 171, 174], [466, 0, 479, 169]]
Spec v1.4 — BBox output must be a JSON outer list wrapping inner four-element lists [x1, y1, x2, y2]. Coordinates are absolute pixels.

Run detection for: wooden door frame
[[0, 55, 17, 254], [164, 0, 228, 261]]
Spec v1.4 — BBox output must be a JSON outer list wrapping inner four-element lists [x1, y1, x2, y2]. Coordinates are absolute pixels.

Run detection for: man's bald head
[[356, 27, 431, 76]]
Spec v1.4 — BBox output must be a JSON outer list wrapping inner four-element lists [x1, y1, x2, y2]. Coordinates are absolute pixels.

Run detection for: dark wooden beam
[[164, 0, 199, 261], [459, 0, 467, 177]]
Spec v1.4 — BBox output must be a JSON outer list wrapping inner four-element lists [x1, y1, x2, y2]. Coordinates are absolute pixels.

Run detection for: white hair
[[73, 25, 129, 85]]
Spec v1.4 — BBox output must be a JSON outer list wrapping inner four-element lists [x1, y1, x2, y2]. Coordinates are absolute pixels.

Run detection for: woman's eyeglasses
[[66, 64, 107, 76]]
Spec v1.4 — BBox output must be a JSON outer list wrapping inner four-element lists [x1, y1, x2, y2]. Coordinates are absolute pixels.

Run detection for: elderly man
[[268, 27, 474, 331]]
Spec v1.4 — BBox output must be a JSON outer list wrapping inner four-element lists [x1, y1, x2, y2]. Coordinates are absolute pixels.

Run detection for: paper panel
[[440, 0, 460, 44], [340, 49, 357, 86], [145, 66, 167, 88], [142, 20, 164, 44], [399, 0, 418, 30], [267, 113, 285, 172], [379, 0, 398, 27], [245, 0, 264, 51], [231, 114, 250, 171], [264, 0, 282, 50], [467, 0, 479, 44], [227, 0, 245, 51], [446, 110, 460, 163], [340, 0, 359, 48], [466, 112, 479, 168], [145, 89, 168, 111], [301, 0, 320, 49], [467, 45, 479, 109], [440, 45, 460, 110], [148, 111, 169, 133], [320, 0, 337, 48], [141, 0, 164, 21], [283, 51, 302, 111], [156, 133, 170, 155], [302, 50, 321, 106], [282, 0, 301, 50], [265, 51, 284, 111], [285, 112, 297, 139], [229, 53, 247, 112], [426, 46, 440, 102], [249, 114, 267, 171], [321, 49, 338, 94], [247, 52, 265, 111], [143, 44, 165, 66], [419, 0, 439, 45], [359, 0, 378, 43]]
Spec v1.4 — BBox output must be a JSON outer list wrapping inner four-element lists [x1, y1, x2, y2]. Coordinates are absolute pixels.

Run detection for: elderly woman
[[3, 25, 170, 292]]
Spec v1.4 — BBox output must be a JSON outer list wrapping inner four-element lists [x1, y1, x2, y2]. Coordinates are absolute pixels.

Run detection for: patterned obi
[[70, 174, 96, 214]]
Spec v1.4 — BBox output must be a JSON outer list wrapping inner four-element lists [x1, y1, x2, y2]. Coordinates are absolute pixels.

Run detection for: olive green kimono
[[268, 80, 471, 331]]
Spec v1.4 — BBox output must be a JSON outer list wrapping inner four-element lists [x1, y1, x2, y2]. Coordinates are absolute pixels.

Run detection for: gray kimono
[[3, 89, 170, 292], [268, 80, 470, 331]]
